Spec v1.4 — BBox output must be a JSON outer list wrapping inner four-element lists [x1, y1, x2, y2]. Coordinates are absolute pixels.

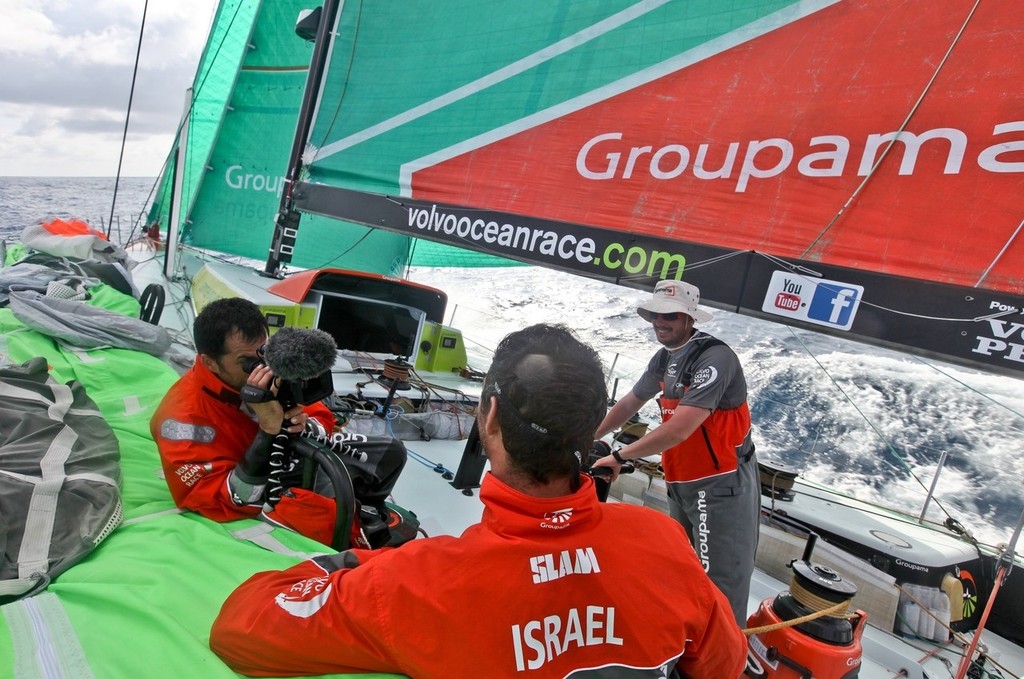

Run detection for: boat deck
[[34, 245, 1007, 679]]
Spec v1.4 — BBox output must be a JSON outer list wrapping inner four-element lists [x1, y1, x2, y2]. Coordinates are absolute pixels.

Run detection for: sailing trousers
[[667, 450, 760, 627]]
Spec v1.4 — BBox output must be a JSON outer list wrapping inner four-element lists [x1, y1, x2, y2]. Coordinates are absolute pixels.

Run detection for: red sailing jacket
[[657, 398, 752, 482], [642, 335, 752, 483], [150, 358, 335, 522], [211, 473, 746, 678]]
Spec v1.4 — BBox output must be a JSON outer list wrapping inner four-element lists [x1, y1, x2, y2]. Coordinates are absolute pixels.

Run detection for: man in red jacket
[[211, 323, 747, 678], [151, 297, 404, 546]]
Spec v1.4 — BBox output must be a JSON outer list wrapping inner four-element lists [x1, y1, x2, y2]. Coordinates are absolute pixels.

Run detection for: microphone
[[263, 327, 337, 381]]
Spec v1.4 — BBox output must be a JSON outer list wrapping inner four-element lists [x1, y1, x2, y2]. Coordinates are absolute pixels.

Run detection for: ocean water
[[2, 175, 1023, 546]]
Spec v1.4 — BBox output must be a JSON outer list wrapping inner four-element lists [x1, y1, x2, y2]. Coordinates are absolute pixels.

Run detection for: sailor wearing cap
[[591, 280, 759, 626]]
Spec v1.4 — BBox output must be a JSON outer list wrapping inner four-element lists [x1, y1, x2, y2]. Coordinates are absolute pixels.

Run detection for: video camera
[[239, 327, 337, 407], [239, 350, 333, 406]]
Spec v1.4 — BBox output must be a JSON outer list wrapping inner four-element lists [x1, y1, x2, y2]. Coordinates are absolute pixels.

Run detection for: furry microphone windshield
[[263, 327, 338, 381]]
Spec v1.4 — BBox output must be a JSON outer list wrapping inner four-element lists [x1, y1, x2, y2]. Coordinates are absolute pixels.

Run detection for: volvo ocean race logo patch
[[174, 462, 212, 488], [275, 576, 333, 619], [540, 508, 573, 530], [691, 366, 718, 389]]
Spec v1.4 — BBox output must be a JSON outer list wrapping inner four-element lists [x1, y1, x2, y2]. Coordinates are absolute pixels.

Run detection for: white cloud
[[0, 0, 215, 176]]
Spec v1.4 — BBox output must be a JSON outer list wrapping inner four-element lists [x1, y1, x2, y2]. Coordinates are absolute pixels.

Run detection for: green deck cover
[[0, 284, 400, 678]]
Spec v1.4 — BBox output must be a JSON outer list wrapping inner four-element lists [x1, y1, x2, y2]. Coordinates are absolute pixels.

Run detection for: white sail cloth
[[9, 290, 171, 357]]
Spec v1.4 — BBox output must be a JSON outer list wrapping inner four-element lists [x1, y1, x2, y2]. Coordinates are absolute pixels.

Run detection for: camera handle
[[237, 374, 291, 512], [256, 428, 359, 551], [288, 437, 357, 551]]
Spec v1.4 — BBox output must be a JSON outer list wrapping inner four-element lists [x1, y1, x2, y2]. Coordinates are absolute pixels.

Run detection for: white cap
[[637, 280, 712, 324]]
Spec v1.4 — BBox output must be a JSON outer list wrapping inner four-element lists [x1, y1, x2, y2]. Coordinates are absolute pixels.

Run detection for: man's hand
[[245, 365, 307, 434], [589, 440, 624, 481], [280, 405, 309, 435]]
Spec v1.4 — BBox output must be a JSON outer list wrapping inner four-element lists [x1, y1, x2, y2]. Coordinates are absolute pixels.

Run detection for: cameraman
[[211, 323, 745, 678], [152, 298, 366, 544]]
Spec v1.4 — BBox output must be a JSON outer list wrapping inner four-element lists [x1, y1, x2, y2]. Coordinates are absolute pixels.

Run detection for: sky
[[0, 0, 215, 177]]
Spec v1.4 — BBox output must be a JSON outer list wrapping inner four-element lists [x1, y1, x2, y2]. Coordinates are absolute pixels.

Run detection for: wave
[[412, 265, 1024, 546]]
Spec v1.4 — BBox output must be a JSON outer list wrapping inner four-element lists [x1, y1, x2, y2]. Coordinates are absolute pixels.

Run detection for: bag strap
[[15, 381, 76, 583], [2, 591, 97, 678], [656, 336, 727, 387], [679, 337, 725, 387]]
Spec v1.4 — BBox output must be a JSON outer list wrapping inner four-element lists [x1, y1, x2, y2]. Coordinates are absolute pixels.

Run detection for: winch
[[745, 535, 867, 678]]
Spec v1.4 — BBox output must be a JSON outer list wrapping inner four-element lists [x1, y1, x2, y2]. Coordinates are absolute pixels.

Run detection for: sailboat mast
[[263, 0, 340, 277], [165, 87, 192, 281]]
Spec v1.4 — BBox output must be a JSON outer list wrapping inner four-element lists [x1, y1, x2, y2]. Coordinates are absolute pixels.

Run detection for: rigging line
[[977, 216, 1024, 288], [781, 486, 975, 550], [407, 369, 477, 416], [109, 0, 150, 237], [784, 326, 945, 502], [773, 488, 957, 551], [910, 355, 1024, 423], [754, 251, 822, 277], [383, 412, 455, 474], [800, 0, 982, 259], [850, 300, 1017, 324], [296, 229, 375, 272], [405, 447, 454, 475], [674, 250, 749, 270]]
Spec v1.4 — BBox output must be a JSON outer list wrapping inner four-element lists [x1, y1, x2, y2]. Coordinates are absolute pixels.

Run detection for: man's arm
[[211, 551, 398, 676], [675, 590, 748, 679], [614, 404, 709, 462], [152, 366, 325, 521], [594, 391, 645, 439], [592, 404, 710, 473], [154, 412, 269, 522]]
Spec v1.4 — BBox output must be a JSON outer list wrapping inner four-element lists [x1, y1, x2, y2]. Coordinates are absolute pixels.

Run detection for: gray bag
[[0, 357, 123, 600]]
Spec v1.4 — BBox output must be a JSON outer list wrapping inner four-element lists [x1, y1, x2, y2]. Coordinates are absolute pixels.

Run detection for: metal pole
[[264, 0, 341, 276], [918, 450, 948, 523], [164, 88, 191, 280], [953, 506, 1024, 679], [606, 352, 620, 389]]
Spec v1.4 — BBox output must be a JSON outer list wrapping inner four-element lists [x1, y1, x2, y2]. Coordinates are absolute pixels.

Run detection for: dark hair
[[481, 323, 607, 486], [193, 298, 268, 358]]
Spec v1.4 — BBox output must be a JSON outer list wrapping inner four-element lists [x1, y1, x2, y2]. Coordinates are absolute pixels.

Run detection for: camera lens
[[241, 356, 263, 374], [241, 344, 268, 374]]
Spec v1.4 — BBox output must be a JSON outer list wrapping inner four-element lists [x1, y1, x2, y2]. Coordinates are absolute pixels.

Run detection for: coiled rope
[[743, 578, 854, 637]]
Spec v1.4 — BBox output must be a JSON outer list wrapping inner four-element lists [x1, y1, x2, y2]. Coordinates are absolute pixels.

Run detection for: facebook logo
[[807, 284, 860, 328]]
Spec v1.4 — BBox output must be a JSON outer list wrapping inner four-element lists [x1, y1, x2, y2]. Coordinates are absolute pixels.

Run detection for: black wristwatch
[[611, 449, 627, 465]]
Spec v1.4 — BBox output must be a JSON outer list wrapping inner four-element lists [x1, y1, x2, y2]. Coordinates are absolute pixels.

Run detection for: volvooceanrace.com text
[[407, 204, 687, 280]]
